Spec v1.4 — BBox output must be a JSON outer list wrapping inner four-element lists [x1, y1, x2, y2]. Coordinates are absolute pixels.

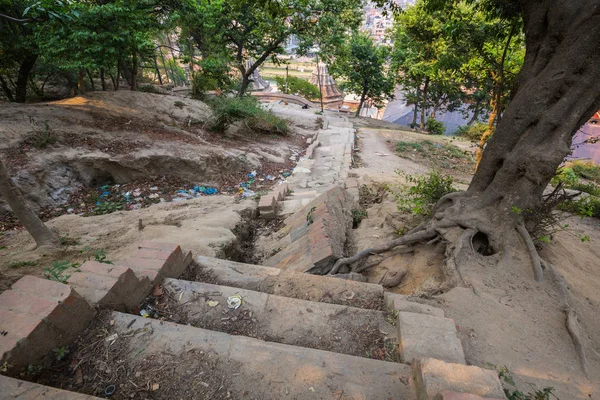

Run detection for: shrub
[[138, 84, 162, 94], [425, 118, 446, 135], [192, 57, 234, 100], [559, 195, 600, 218], [274, 76, 320, 100], [173, 100, 185, 109], [396, 170, 457, 216], [454, 122, 487, 141], [31, 121, 57, 149], [208, 96, 289, 135], [568, 160, 600, 183]]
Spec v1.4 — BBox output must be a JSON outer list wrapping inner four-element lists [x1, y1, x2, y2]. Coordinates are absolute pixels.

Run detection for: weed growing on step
[[173, 100, 185, 109], [59, 234, 80, 246], [207, 96, 289, 135], [44, 261, 79, 283], [352, 209, 368, 228], [486, 364, 555, 400], [8, 260, 38, 269], [396, 170, 457, 216], [52, 347, 69, 361], [93, 249, 113, 264]]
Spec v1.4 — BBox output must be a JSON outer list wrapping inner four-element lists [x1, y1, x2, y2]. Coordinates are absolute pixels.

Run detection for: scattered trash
[[241, 189, 256, 198], [148, 193, 159, 199], [281, 171, 292, 177], [343, 291, 356, 300], [140, 309, 150, 318], [207, 300, 219, 307], [227, 295, 242, 310], [105, 333, 118, 343], [151, 383, 160, 391], [248, 170, 257, 178], [66, 208, 74, 213], [294, 167, 311, 174], [104, 384, 116, 396], [266, 175, 276, 181], [149, 186, 158, 191]]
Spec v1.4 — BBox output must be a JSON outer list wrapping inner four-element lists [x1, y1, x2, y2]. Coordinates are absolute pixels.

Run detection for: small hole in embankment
[[472, 231, 496, 256]]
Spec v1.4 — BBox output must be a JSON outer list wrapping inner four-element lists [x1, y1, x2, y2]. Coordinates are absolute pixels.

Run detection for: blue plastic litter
[[100, 191, 110, 197], [282, 172, 291, 177]]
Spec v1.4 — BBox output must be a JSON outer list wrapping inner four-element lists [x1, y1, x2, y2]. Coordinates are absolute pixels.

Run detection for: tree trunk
[[419, 77, 429, 130], [0, 159, 59, 248], [467, 98, 482, 125], [86, 69, 95, 91], [130, 52, 138, 91], [356, 89, 367, 117], [411, 86, 420, 128], [100, 68, 107, 91], [440, 0, 600, 250], [77, 69, 85, 94], [0, 75, 14, 102], [154, 57, 163, 85], [109, 72, 118, 90], [238, 73, 250, 97], [15, 54, 37, 103], [158, 50, 170, 84]]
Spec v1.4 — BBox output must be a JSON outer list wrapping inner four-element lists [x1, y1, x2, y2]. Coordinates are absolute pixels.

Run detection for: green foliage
[[425, 118, 445, 135], [93, 249, 112, 264], [32, 121, 57, 149], [93, 201, 123, 215], [274, 76, 320, 100], [59, 234, 79, 246], [552, 165, 600, 196], [559, 196, 600, 218], [44, 260, 79, 283], [454, 122, 488, 141], [191, 57, 235, 99], [52, 346, 69, 361], [330, 32, 395, 116], [173, 101, 185, 109], [8, 260, 38, 269], [207, 96, 288, 135], [395, 140, 471, 162], [396, 170, 457, 216], [569, 160, 600, 183], [351, 209, 368, 228], [396, 141, 425, 153], [138, 85, 162, 94], [486, 363, 555, 400]]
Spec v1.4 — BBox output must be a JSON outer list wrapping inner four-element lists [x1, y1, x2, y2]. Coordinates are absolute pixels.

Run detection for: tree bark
[[130, 52, 138, 91], [77, 69, 85, 94], [15, 54, 37, 103], [0, 75, 14, 102], [411, 85, 420, 128], [238, 74, 250, 97], [100, 68, 107, 91], [440, 0, 600, 250], [86, 69, 95, 91], [0, 159, 59, 248], [154, 57, 163, 85], [420, 77, 429, 130], [356, 88, 368, 117]]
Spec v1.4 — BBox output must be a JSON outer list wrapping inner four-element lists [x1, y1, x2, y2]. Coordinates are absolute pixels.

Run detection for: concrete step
[[117, 240, 192, 284], [193, 255, 386, 309], [414, 358, 506, 400], [67, 262, 151, 311], [109, 311, 416, 399], [0, 375, 101, 399], [0, 276, 95, 370], [397, 311, 466, 365], [163, 279, 396, 359]]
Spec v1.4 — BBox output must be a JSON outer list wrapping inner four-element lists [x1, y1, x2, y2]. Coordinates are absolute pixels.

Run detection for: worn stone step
[[397, 312, 466, 365], [193, 256, 385, 309], [110, 311, 416, 399], [68, 262, 151, 311], [385, 292, 445, 317], [163, 279, 395, 359], [0, 375, 101, 399], [117, 240, 192, 284], [414, 358, 506, 400], [0, 276, 95, 370]]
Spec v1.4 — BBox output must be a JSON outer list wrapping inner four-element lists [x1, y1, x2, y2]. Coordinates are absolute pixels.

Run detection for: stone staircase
[[0, 248, 506, 399]]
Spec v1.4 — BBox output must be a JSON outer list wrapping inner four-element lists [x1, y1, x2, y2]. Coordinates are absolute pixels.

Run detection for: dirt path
[[348, 122, 600, 399]]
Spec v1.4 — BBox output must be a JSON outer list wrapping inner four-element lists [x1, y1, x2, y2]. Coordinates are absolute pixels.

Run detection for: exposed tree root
[[543, 259, 589, 378], [328, 227, 438, 275], [516, 222, 544, 282], [381, 269, 407, 288]]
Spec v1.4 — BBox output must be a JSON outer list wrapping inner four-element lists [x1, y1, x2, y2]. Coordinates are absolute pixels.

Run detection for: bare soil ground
[[0, 90, 315, 291], [352, 126, 600, 399]]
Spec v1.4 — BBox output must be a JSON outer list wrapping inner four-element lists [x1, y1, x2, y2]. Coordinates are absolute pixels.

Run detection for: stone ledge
[[415, 358, 506, 400], [0, 375, 101, 399]]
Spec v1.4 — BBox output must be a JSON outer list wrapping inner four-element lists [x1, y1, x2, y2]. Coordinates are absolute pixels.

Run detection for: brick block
[[384, 293, 445, 318], [0, 276, 94, 370], [415, 359, 505, 400], [398, 312, 465, 364], [79, 261, 131, 278]]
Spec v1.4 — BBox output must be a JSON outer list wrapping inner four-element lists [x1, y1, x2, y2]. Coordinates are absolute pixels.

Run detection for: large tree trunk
[[238, 73, 250, 97], [130, 52, 138, 91], [100, 68, 107, 91], [0, 159, 59, 248], [15, 54, 37, 103], [0, 75, 15, 102]]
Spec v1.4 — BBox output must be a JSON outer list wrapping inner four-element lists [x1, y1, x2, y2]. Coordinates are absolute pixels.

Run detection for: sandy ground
[[352, 125, 600, 399], [0, 195, 252, 291]]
